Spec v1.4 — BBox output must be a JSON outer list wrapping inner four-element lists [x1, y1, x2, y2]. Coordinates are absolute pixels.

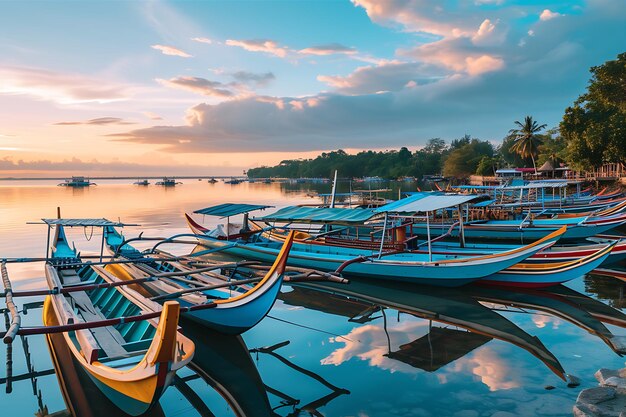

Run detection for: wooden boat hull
[[477, 242, 615, 288], [43, 297, 169, 416], [408, 217, 625, 241], [105, 226, 292, 334], [418, 236, 626, 266]]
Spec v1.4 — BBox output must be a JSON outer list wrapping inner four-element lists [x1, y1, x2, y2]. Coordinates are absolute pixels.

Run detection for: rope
[[83, 226, 94, 241]]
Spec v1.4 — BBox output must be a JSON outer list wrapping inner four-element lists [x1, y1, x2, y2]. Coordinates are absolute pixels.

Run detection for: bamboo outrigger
[[103, 226, 344, 334]]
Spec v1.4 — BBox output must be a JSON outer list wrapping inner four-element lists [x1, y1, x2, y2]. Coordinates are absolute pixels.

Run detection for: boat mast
[[330, 170, 338, 208]]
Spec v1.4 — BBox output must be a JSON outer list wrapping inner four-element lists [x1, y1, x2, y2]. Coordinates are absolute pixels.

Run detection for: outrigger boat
[[133, 179, 150, 186], [238, 205, 620, 287], [103, 226, 296, 334], [154, 177, 181, 186], [58, 176, 96, 187], [184, 198, 566, 287], [41, 219, 195, 416]]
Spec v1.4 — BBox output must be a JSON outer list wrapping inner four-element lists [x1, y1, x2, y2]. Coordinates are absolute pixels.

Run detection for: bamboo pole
[[2, 276, 159, 298], [2, 262, 21, 343], [0, 301, 217, 338]]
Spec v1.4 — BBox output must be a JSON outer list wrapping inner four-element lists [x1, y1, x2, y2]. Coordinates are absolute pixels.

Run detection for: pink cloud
[[191, 37, 212, 44], [151, 44, 193, 58], [225, 39, 289, 58], [465, 55, 505, 75], [156, 76, 235, 97], [0, 66, 130, 104], [298, 43, 357, 56], [539, 9, 562, 21]]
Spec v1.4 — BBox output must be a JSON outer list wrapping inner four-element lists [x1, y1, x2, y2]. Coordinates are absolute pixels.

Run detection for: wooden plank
[[68, 291, 127, 358]]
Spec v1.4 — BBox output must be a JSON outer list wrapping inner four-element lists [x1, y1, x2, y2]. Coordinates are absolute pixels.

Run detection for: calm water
[[0, 180, 625, 417]]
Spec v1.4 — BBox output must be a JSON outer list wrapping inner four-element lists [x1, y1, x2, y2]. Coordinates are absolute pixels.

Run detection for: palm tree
[[509, 116, 547, 173]]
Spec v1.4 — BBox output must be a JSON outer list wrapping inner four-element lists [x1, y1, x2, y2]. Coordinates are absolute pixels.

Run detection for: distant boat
[[224, 178, 242, 184], [133, 179, 149, 186], [207, 178, 218, 183], [58, 176, 95, 187], [155, 177, 181, 186]]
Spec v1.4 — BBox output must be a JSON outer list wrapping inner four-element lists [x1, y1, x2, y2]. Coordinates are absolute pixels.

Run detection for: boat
[[42, 219, 195, 416], [184, 199, 566, 287], [154, 177, 181, 186], [104, 226, 295, 334], [406, 212, 626, 242], [133, 179, 149, 186], [398, 233, 626, 266], [207, 177, 218, 183], [45, 309, 167, 417], [224, 178, 242, 184], [58, 176, 95, 187]]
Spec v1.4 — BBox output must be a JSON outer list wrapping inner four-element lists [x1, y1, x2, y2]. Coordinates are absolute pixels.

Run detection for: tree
[[561, 52, 626, 170], [443, 139, 494, 178], [508, 116, 547, 172]]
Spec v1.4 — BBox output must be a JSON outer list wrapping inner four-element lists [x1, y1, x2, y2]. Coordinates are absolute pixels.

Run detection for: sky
[[0, 0, 624, 176]]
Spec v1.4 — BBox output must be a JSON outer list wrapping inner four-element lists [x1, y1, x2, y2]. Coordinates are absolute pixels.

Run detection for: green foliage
[[476, 156, 499, 176], [508, 116, 547, 171], [561, 52, 626, 170], [248, 139, 452, 179], [443, 139, 494, 178]]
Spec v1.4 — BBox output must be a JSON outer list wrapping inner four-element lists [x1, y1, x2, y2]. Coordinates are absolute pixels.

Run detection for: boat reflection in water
[[280, 277, 626, 382], [585, 268, 626, 309]]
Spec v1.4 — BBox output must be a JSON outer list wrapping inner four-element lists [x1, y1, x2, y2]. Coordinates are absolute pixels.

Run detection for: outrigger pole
[[1, 261, 20, 344], [0, 301, 218, 339]]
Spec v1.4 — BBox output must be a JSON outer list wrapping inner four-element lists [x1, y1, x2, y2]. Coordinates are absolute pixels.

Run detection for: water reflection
[[3, 180, 626, 416], [280, 277, 626, 387]]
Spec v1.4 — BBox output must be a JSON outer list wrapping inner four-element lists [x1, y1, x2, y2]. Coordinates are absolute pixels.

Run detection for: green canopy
[[256, 206, 380, 224]]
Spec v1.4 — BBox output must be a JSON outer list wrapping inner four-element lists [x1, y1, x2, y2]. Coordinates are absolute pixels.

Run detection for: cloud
[[225, 39, 289, 58], [299, 43, 358, 56], [351, 0, 478, 37], [156, 76, 235, 97], [230, 71, 275, 87], [54, 117, 136, 126], [111, 0, 625, 154], [143, 111, 163, 121], [539, 9, 562, 21], [401, 36, 505, 75], [318, 61, 447, 94], [151, 44, 193, 58], [191, 37, 212, 44], [0, 156, 244, 176], [471, 19, 506, 47], [0, 66, 131, 104]]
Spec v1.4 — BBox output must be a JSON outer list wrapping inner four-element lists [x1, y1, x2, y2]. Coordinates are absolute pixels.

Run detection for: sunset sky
[[0, 0, 624, 176]]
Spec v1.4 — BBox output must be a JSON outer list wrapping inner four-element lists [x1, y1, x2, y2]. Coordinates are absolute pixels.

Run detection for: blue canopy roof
[[256, 206, 379, 224], [375, 193, 481, 214], [194, 203, 273, 217], [472, 199, 496, 207], [39, 218, 134, 227]]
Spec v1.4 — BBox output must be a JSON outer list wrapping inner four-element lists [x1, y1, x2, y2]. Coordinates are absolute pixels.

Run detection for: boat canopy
[[194, 203, 273, 218], [472, 199, 496, 207], [375, 193, 481, 214], [257, 206, 379, 224], [38, 218, 134, 227]]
